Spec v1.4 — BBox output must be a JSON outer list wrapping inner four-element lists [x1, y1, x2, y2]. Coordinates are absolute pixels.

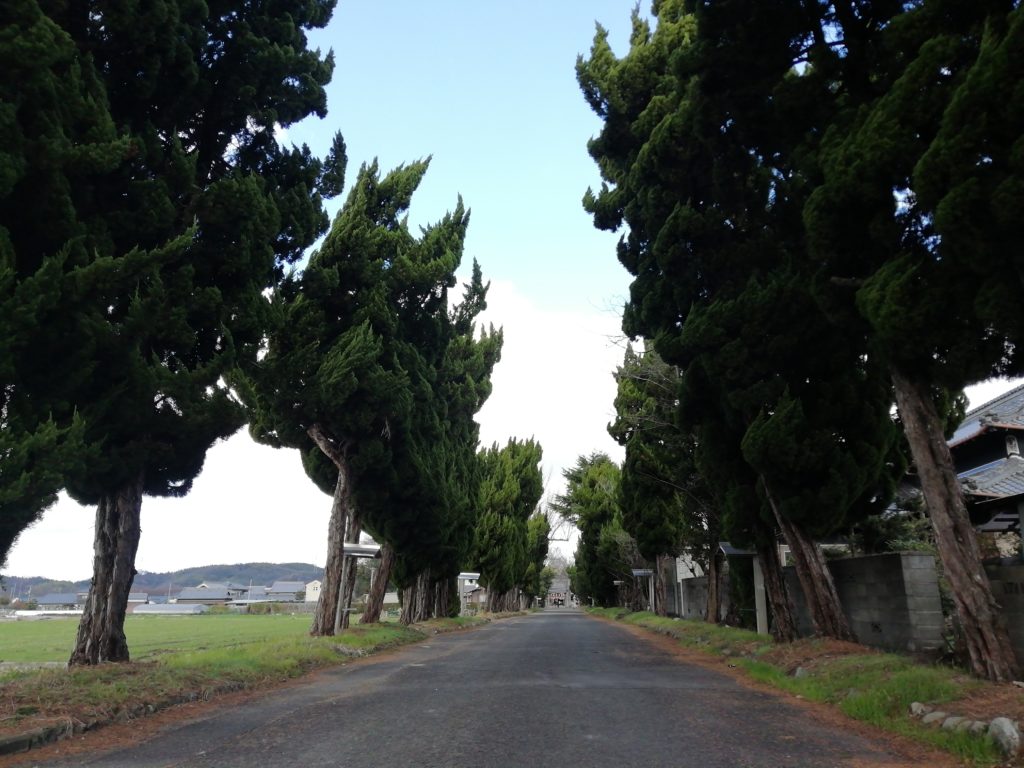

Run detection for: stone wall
[[984, 563, 1024, 663], [679, 576, 708, 620], [785, 552, 943, 652]]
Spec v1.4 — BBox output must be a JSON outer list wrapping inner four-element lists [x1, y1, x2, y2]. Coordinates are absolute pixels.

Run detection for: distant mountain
[[2, 562, 324, 599]]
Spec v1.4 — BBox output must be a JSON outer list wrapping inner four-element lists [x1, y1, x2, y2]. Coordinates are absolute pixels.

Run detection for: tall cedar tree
[[5, 0, 341, 664], [393, 262, 502, 625], [608, 344, 720, 619], [551, 453, 626, 608], [0, 0, 107, 562], [474, 439, 544, 612], [521, 513, 552, 605], [803, 0, 1023, 680], [579, 1, 905, 641], [243, 160, 499, 634]]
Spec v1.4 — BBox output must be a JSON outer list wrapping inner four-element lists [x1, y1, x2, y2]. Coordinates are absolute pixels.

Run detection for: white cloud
[[474, 279, 625, 494]]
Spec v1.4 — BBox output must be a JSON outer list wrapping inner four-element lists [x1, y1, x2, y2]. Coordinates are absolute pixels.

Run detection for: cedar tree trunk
[[337, 511, 362, 631], [654, 554, 669, 616], [752, 520, 798, 642], [892, 369, 1018, 681], [360, 542, 395, 624], [401, 569, 433, 625], [705, 547, 721, 624], [433, 576, 452, 618], [308, 424, 353, 637], [763, 478, 855, 642], [399, 580, 416, 625], [69, 476, 144, 665]]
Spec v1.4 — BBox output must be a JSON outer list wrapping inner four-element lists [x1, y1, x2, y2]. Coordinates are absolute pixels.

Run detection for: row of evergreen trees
[[576, 0, 1024, 682], [2, 0, 547, 664]]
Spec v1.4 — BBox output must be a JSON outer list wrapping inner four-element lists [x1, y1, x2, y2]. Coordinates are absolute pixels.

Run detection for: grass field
[[0, 614, 326, 663], [0, 613, 492, 741]]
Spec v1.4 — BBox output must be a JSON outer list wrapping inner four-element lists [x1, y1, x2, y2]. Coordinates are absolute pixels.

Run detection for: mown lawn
[[0, 614, 317, 663]]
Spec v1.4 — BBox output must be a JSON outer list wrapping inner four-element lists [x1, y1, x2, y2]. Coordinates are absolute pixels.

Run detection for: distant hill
[[2, 562, 324, 600]]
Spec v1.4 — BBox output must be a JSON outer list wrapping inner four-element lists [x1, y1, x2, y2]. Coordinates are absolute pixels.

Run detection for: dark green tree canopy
[[243, 159, 502, 586], [474, 438, 544, 597], [579, 0, 906, 543], [0, 0, 125, 558], [552, 452, 624, 607], [609, 343, 724, 567], [4, 0, 341, 509]]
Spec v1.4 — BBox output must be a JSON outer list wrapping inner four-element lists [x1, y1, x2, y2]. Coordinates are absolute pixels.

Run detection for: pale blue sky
[[290, 1, 636, 309], [7, 2, 643, 580]]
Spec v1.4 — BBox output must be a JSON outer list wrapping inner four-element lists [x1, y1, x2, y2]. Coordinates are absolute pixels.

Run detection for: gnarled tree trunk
[[762, 478, 855, 642], [360, 542, 395, 624], [308, 424, 353, 637], [752, 520, 797, 643], [69, 476, 144, 665], [892, 369, 1018, 681]]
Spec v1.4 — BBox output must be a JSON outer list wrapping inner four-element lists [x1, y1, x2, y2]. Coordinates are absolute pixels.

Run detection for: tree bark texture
[[310, 464, 350, 636], [752, 521, 798, 643], [337, 511, 362, 631], [892, 369, 1018, 681], [705, 547, 721, 624], [485, 586, 500, 613], [487, 588, 519, 613], [433, 577, 452, 618], [401, 569, 433, 625], [360, 542, 395, 624], [69, 476, 144, 665], [762, 478, 855, 642], [655, 554, 670, 616]]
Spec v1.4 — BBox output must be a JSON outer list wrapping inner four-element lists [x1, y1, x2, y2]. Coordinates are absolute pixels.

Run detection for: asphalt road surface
[[42, 608, 906, 768]]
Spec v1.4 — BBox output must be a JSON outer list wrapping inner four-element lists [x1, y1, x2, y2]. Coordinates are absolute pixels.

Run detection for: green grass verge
[[0, 614, 321, 663], [589, 609, 1002, 766], [0, 615, 488, 732]]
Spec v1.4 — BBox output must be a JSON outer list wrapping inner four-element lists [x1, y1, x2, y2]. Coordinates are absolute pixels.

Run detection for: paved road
[[45, 609, 903, 767]]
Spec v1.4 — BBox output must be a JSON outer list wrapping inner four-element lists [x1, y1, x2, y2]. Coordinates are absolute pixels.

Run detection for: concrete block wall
[[679, 576, 708, 620], [984, 563, 1024, 663], [784, 553, 943, 652]]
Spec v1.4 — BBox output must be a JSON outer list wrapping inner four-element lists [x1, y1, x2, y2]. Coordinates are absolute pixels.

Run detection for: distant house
[[462, 584, 485, 607], [193, 582, 247, 599], [305, 580, 321, 603], [125, 592, 149, 614], [267, 581, 305, 602], [235, 585, 269, 602], [174, 587, 233, 605], [948, 384, 1024, 539], [36, 593, 83, 610], [134, 603, 209, 615]]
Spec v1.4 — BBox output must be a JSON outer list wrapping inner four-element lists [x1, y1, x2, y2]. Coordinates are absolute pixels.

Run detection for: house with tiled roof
[[36, 593, 84, 610], [266, 581, 305, 602], [174, 586, 233, 605], [948, 382, 1024, 534]]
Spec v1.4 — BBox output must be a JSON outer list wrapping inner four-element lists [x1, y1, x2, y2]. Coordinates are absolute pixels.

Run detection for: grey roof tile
[[961, 457, 1024, 498], [951, 383, 1024, 447]]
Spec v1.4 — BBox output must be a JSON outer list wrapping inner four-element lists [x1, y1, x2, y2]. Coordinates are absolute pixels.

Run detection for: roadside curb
[[0, 689, 235, 757], [0, 721, 73, 756]]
